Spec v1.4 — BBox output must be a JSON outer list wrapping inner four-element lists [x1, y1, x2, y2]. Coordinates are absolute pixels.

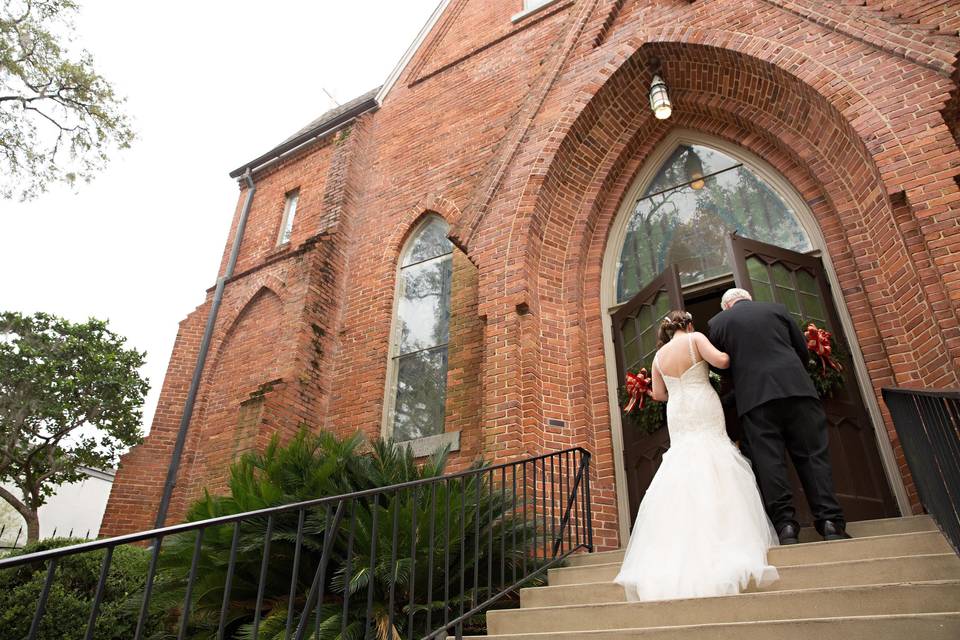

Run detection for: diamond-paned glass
[[616, 144, 812, 302]]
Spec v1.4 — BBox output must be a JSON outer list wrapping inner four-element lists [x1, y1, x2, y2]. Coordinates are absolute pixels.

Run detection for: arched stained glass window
[[387, 216, 453, 442], [616, 144, 812, 303]]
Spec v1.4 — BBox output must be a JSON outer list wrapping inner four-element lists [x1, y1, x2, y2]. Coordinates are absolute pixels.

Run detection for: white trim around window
[[278, 189, 300, 245], [381, 215, 460, 456]]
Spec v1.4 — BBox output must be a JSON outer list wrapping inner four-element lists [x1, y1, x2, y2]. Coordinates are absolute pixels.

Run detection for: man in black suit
[[708, 288, 849, 544]]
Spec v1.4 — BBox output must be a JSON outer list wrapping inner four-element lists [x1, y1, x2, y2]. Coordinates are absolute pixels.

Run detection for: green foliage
[[618, 383, 666, 434], [150, 430, 545, 639], [0, 0, 134, 199], [0, 310, 148, 540], [0, 537, 163, 639], [798, 321, 847, 398]]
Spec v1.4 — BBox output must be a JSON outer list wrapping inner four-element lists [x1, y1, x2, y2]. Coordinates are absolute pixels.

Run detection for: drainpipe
[[154, 169, 257, 528]]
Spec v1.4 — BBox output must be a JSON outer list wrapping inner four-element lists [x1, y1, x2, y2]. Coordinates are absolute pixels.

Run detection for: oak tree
[[0, 0, 134, 200]]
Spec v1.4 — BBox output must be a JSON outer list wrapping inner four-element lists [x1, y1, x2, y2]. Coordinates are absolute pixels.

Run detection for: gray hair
[[721, 288, 752, 310]]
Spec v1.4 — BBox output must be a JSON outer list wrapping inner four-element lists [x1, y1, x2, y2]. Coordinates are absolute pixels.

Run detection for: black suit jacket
[[707, 300, 817, 416]]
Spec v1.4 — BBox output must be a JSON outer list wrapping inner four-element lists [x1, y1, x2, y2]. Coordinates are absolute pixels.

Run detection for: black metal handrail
[[0, 446, 593, 640], [882, 387, 960, 555]]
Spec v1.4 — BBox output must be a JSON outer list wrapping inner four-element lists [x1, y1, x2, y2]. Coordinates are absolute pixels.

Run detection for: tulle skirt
[[614, 432, 780, 602]]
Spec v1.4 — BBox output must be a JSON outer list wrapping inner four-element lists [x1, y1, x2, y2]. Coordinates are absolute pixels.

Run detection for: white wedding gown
[[614, 335, 779, 602]]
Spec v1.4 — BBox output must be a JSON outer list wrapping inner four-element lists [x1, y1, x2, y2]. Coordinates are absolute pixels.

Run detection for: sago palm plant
[[148, 430, 545, 640]]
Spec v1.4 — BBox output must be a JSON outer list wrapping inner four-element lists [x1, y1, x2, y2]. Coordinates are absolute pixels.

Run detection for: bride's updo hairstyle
[[657, 310, 694, 348]]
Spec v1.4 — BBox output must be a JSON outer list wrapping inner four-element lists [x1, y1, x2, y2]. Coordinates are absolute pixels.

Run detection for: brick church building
[[102, 0, 960, 550]]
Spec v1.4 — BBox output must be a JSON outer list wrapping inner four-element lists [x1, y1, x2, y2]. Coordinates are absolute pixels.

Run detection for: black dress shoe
[[821, 520, 851, 541], [777, 522, 800, 545]]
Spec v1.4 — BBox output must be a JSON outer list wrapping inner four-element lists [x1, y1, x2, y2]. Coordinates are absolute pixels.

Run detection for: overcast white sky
[[0, 1, 439, 432]]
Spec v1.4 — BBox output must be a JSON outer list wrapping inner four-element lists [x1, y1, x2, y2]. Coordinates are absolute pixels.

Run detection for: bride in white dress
[[614, 310, 779, 602]]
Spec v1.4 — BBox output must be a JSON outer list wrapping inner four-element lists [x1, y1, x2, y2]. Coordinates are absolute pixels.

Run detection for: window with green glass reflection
[[746, 256, 830, 330], [616, 144, 812, 302], [620, 291, 670, 373]]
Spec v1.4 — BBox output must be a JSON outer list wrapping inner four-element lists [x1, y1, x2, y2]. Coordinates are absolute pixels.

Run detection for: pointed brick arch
[[387, 193, 463, 259], [176, 286, 286, 503], [472, 37, 960, 545], [205, 284, 286, 384]]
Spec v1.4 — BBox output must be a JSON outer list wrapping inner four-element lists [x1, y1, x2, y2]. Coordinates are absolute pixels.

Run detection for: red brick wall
[[104, 0, 960, 544], [445, 249, 485, 468]]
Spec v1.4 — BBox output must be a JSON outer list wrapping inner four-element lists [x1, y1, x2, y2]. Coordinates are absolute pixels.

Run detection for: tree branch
[[23, 104, 79, 133], [0, 484, 32, 522]]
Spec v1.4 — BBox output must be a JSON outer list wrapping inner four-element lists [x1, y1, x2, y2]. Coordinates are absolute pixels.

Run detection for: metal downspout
[[154, 170, 257, 528]]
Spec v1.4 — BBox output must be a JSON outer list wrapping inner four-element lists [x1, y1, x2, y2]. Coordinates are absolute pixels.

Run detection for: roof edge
[[228, 94, 379, 179], [375, 0, 452, 105]]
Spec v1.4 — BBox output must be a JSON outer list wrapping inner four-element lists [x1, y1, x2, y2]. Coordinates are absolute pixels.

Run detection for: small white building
[[0, 466, 115, 549]]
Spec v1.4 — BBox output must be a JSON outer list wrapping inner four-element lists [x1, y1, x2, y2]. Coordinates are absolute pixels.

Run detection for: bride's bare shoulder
[[690, 331, 709, 344]]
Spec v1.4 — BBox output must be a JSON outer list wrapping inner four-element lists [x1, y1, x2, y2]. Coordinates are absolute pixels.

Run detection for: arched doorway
[[602, 130, 899, 532]]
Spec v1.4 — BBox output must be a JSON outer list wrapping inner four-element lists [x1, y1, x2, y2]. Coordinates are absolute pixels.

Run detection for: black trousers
[[740, 396, 845, 533]]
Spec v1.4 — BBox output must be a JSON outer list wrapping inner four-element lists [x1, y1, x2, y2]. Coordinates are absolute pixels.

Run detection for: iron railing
[[0, 447, 593, 640], [0, 525, 93, 552], [882, 388, 960, 554]]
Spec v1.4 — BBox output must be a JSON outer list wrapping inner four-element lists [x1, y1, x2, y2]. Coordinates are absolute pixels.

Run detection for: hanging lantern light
[[684, 147, 705, 190], [649, 74, 672, 120]]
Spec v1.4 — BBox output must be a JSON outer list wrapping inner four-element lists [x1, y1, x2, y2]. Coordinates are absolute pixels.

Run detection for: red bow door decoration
[[805, 323, 843, 374], [624, 368, 652, 413]]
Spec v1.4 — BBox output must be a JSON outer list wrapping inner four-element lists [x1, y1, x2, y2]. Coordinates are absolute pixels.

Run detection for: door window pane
[[622, 316, 638, 343], [619, 291, 669, 372], [617, 144, 811, 302], [624, 339, 641, 371], [747, 257, 775, 303]]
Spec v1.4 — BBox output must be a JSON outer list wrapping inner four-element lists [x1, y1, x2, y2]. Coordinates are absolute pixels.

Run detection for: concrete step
[[564, 515, 939, 568], [466, 612, 960, 639], [487, 580, 960, 634], [525, 554, 960, 605], [556, 530, 951, 581]]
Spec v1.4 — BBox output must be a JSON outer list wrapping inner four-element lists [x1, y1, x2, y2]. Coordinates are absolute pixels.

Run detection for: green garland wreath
[[800, 321, 847, 398]]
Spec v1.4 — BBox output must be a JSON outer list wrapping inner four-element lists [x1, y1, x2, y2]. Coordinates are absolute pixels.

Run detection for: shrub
[[0, 537, 163, 640]]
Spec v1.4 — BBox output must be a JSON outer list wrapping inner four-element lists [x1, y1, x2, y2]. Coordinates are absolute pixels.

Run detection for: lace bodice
[[654, 335, 727, 440]]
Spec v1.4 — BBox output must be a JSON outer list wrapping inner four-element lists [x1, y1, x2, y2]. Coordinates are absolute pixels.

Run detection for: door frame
[[599, 129, 910, 542]]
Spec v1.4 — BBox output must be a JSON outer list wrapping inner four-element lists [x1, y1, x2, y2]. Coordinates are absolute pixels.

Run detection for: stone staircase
[[471, 515, 960, 638]]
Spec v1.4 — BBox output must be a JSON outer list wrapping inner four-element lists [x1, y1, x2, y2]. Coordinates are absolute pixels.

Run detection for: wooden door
[[727, 234, 898, 523], [612, 266, 683, 523]]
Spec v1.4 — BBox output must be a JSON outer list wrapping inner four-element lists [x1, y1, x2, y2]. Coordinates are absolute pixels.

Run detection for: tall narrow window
[[278, 189, 299, 245], [387, 217, 453, 442]]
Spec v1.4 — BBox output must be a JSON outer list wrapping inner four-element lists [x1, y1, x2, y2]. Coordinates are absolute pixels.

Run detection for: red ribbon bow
[[805, 323, 843, 374], [624, 368, 652, 413]]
